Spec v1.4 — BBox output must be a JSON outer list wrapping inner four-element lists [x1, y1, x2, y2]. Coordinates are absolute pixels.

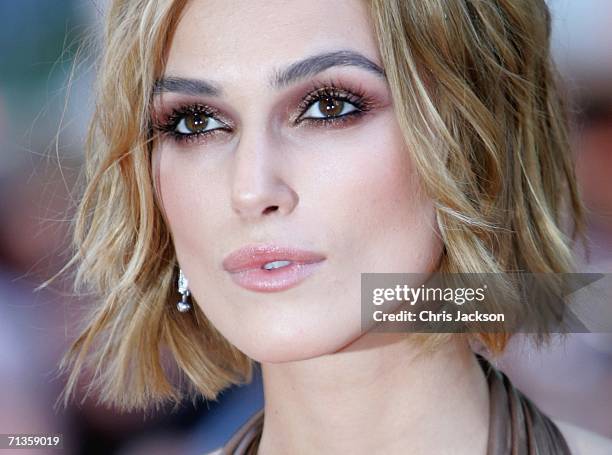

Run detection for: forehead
[[165, 0, 380, 81]]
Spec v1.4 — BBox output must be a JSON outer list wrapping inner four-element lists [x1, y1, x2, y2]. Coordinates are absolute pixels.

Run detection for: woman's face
[[152, 0, 443, 362]]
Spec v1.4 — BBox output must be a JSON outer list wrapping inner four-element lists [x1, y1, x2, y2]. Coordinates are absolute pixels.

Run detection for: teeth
[[262, 260, 293, 270]]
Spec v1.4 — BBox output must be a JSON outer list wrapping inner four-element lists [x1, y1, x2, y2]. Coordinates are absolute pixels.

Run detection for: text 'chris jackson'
[[372, 309, 505, 323]]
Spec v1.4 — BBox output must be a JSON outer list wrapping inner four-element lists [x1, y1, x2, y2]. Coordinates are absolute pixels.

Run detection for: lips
[[222, 244, 326, 273], [222, 244, 326, 292]]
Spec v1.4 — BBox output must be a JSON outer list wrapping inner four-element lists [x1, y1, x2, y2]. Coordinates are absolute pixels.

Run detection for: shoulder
[[203, 449, 223, 455], [552, 418, 612, 455]]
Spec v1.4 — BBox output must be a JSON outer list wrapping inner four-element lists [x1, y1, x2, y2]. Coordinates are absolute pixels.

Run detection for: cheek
[[153, 145, 226, 265], [155, 147, 190, 240], [308, 113, 441, 272]]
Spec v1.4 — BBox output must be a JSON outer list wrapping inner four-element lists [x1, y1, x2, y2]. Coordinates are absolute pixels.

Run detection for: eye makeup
[[152, 103, 232, 146], [150, 77, 381, 146]]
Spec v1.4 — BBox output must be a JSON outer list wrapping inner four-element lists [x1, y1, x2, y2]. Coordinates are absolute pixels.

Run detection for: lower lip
[[227, 260, 325, 292]]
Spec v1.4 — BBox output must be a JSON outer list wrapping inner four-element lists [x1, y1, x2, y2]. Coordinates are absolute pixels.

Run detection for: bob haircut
[[44, 0, 584, 412]]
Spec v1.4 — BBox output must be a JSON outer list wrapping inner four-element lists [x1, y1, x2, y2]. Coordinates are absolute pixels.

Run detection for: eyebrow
[[152, 77, 221, 96], [272, 50, 385, 88], [153, 50, 385, 96]]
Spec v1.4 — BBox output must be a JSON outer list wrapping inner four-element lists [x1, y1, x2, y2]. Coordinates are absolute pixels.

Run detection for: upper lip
[[222, 243, 326, 273]]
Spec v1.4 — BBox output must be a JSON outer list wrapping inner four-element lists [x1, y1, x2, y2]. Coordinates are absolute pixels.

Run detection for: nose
[[230, 129, 298, 220]]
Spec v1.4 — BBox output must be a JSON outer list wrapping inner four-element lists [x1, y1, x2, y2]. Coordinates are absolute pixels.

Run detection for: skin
[[151, 0, 491, 453]]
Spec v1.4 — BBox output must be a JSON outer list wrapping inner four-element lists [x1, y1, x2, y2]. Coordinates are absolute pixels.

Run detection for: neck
[[257, 333, 489, 455]]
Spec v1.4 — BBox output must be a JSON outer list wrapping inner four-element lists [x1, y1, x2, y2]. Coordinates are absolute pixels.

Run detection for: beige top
[[207, 354, 571, 454]]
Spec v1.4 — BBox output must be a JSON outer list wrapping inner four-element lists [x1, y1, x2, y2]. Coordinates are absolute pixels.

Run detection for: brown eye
[[302, 95, 357, 120], [318, 97, 344, 117], [179, 112, 209, 133], [175, 111, 226, 135]]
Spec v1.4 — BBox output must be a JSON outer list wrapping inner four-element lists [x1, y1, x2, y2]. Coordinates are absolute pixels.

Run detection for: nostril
[[263, 205, 279, 215]]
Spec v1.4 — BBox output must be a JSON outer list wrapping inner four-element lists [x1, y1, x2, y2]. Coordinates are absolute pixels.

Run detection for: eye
[[294, 81, 373, 126], [175, 111, 226, 135], [301, 96, 359, 120]]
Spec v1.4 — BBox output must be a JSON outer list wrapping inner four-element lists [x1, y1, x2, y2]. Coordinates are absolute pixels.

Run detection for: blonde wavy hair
[[42, 0, 584, 412]]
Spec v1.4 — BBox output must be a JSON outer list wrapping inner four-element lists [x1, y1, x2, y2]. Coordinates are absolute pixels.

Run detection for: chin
[[234, 322, 364, 364]]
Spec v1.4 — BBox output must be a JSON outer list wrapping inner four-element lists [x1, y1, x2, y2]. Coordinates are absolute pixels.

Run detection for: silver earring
[[177, 268, 192, 313]]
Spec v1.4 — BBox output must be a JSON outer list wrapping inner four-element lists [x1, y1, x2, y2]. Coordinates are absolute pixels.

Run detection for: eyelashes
[[151, 80, 377, 145], [294, 80, 374, 124], [153, 104, 230, 145]]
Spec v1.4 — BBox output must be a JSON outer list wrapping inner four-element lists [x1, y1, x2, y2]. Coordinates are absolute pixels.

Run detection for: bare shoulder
[[552, 418, 612, 455]]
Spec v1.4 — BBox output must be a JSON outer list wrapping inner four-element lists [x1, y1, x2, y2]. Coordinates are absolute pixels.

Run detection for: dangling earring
[[177, 268, 192, 313]]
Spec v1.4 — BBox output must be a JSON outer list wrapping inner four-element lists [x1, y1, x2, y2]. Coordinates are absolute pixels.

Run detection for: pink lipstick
[[222, 244, 326, 292]]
